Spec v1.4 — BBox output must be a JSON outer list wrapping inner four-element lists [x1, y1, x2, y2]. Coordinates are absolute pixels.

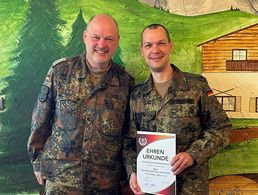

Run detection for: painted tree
[[1, 0, 65, 159], [113, 46, 124, 65], [65, 9, 87, 57]]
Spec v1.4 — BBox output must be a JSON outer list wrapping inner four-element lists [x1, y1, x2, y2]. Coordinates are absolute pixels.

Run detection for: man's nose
[[152, 44, 160, 53], [98, 38, 106, 48]]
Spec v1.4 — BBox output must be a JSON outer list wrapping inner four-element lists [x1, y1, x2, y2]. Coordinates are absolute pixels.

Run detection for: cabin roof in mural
[[197, 22, 258, 46]]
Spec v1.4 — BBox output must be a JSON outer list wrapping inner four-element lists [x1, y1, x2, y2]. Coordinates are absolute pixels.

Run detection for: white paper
[[137, 131, 176, 195]]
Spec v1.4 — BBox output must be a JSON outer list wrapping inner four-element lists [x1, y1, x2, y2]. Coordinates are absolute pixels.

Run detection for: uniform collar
[[74, 52, 120, 86], [102, 63, 120, 86], [142, 64, 189, 94]]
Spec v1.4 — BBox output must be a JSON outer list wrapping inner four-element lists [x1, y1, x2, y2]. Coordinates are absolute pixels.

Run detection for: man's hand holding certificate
[[137, 131, 176, 195]]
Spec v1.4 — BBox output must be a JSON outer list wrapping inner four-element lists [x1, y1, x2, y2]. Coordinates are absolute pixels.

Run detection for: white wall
[[203, 72, 258, 118]]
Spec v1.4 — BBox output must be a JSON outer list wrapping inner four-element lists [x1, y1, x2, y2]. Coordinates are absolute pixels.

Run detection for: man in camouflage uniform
[[27, 14, 135, 195], [129, 24, 232, 195]]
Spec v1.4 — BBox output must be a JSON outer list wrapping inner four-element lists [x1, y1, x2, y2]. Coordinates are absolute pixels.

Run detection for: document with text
[[137, 131, 176, 195]]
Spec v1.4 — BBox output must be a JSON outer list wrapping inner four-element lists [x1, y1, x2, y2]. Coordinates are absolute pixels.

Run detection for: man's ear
[[169, 42, 173, 53], [115, 35, 120, 48], [140, 46, 144, 57], [82, 30, 87, 44]]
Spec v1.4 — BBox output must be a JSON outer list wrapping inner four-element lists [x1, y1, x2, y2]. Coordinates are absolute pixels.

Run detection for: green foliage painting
[[0, 0, 258, 194], [65, 8, 86, 57]]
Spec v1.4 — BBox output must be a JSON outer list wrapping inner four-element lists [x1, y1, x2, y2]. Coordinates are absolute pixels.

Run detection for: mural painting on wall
[[0, 0, 257, 194]]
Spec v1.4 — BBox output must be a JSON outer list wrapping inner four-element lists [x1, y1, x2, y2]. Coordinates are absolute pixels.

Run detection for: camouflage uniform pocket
[[169, 103, 196, 117], [58, 99, 78, 131], [136, 111, 156, 131], [169, 103, 200, 145], [100, 98, 125, 136], [104, 97, 125, 111], [101, 110, 123, 137]]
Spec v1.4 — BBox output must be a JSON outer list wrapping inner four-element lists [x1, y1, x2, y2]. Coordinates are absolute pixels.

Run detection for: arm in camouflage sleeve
[[27, 67, 55, 172], [124, 94, 144, 194], [186, 77, 232, 164], [123, 81, 137, 179]]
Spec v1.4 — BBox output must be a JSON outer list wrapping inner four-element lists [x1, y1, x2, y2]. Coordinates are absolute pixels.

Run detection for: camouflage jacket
[[27, 53, 135, 190], [129, 65, 232, 194]]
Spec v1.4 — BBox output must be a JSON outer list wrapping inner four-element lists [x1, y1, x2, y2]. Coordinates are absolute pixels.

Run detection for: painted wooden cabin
[[198, 23, 258, 118]]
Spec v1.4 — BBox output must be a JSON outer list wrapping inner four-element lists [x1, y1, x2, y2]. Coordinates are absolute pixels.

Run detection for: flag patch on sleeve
[[208, 90, 214, 96]]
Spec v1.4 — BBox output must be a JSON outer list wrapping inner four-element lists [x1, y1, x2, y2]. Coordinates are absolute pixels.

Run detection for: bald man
[[28, 14, 135, 195]]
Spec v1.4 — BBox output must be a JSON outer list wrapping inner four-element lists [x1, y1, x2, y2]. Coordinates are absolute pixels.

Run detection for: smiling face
[[141, 26, 173, 73], [83, 14, 119, 69]]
